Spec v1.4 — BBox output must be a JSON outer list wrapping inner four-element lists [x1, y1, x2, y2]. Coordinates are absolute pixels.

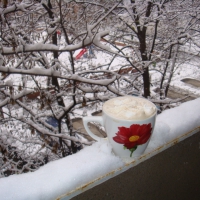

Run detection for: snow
[[0, 97, 200, 200], [170, 63, 200, 97], [0, 140, 123, 200]]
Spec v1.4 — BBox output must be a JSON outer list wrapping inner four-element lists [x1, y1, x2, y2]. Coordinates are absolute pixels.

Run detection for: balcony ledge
[[58, 127, 200, 200]]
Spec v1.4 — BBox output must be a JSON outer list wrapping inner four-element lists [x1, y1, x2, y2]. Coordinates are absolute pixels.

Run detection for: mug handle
[[82, 116, 105, 141]]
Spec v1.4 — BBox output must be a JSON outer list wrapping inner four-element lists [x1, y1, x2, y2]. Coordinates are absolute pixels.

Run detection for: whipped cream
[[103, 96, 156, 120]]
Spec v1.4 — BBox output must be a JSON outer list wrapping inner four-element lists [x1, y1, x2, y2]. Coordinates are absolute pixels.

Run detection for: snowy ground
[[170, 60, 200, 97], [150, 61, 200, 98], [0, 97, 200, 200]]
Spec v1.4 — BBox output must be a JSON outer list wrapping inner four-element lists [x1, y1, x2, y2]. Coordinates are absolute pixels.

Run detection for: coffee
[[103, 96, 156, 120], [83, 95, 157, 158]]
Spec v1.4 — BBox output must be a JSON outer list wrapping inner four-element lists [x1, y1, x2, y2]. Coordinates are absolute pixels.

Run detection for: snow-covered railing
[[0, 98, 200, 200]]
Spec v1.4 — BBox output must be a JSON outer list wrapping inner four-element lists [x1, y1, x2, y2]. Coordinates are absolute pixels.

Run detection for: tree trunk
[[165, 44, 179, 97], [143, 68, 150, 97], [138, 33, 150, 97], [132, 0, 152, 98]]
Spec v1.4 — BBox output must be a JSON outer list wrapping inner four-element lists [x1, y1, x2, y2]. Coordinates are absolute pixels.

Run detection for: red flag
[[57, 30, 61, 35], [75, 48, 87, 59]]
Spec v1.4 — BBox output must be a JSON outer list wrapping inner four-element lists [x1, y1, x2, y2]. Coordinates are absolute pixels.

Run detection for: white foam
[[103, 96, 156, 120], [113, 99, 122, 106]]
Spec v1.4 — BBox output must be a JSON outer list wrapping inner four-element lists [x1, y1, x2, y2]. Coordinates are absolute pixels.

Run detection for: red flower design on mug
[[113, 124, 152, 157]]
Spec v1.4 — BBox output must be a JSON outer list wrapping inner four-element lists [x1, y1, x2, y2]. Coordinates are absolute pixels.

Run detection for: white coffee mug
[[83, 96, 157, 160]]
